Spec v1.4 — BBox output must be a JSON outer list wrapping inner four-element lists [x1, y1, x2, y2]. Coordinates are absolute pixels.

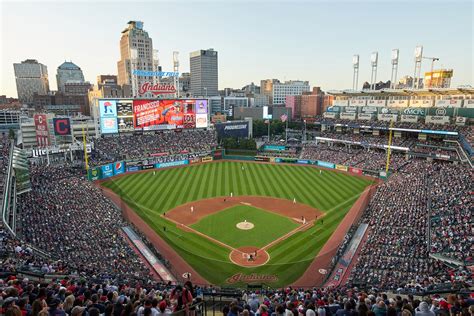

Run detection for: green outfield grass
[[101, 161, 373, 287], [190, 205, 299, 248]]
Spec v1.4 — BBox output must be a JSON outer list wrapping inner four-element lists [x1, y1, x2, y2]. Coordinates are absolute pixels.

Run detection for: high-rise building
[[286, 87, 323, 118], [190, 49, 218, 97], [117, 21, 155, 95], [13, 59, 49, 104], [272, 80, 310, 105], [56, 61, 85, 92], [260, 79, 280, 104]]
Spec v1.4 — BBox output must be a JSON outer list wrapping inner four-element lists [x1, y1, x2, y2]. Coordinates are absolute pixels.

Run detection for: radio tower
[[173, 51, 180, 98]]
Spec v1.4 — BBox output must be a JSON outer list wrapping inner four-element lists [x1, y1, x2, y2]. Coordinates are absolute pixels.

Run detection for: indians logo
[[226, 273, 278, 284], [139, 82, 176, 95], [91, 169, 98, 177]]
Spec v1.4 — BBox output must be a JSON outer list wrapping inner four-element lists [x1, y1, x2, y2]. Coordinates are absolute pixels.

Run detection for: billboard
[[195, 100, 208, 128], [34, 114, 49, 147], [117, 100, 134, 132], [53, 117, 71, 136], [99, 100, 118, 134], [154, 160, 189, 169], [263, 106, 273, 119], [133, 99, 205, 130], [317, 161, 335, 169], [113, 161, 125, 175], [215, 121, 249, 139], [88, 167, 101, 181], [101, 164, 114, 178]]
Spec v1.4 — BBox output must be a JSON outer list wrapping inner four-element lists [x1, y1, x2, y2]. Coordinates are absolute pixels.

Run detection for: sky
[[1, 0, 473, 98]]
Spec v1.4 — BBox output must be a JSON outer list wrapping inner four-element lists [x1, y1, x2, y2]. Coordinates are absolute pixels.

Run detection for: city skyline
[[1, 0, 473, 98]]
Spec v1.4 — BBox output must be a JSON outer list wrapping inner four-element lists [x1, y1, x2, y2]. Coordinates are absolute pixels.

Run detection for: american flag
[[280, 113, 288, 122]]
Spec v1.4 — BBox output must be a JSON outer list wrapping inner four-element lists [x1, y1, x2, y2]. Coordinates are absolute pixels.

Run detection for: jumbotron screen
[[98, 98, 208, 133]]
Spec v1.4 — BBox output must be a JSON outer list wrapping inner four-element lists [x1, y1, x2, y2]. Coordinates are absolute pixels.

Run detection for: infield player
[[293, 197, 296, 204], [190, 206, 194, 213]]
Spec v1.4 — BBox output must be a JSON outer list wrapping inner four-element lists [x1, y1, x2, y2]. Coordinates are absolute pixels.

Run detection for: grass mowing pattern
[[190, 205, 299, 248], [102, 161, 373, 286]]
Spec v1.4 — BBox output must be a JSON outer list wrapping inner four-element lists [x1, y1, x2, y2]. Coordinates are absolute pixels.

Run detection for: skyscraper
[[190, 49, 218, 97], [13, 59, 49, 104], [260, 79, 280, 104], [117, 21, 156, 96], [272, 80, 310, 105], [56, 61, 85, 92]]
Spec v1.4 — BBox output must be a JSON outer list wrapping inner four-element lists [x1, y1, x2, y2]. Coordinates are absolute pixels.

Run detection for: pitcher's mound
[[229, 246, 270, 267], [236, 221, 254, 230]]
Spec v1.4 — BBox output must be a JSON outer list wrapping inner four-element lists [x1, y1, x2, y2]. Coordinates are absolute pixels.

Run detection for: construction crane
[[423, 56, 440, 88]]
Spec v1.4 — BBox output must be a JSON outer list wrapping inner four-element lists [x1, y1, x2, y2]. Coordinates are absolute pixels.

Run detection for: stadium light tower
[[370, 52, 378, 90], [352, 55, 359, 90], [413, 45, 423, 89], [173, 51, 180, 98], [390, 49, 399, 89]]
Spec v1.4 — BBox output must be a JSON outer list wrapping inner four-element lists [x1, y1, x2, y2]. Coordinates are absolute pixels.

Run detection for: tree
[[8, 128, 15, 139]]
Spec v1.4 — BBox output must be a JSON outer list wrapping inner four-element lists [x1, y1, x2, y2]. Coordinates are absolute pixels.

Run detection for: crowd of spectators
[[348, 160, 472, 291], [90, 130, 217, 166], [16, 164, 154, 284], [0, 134, 11, 199], [428, 164, 473, 265]]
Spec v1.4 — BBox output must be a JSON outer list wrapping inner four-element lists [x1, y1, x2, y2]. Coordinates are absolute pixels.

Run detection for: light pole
[[303, 119, 307, 142]]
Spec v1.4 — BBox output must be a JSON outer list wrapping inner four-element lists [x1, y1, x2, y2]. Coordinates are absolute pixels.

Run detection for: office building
[[260, 79, 279, 104], [190, 49, 218, 97], [273, 80, 310, 105], [117, 21, 156, 95], [223, 97, 248, 116], [13, 59, 49, 104], [56, 61, 85, 92]]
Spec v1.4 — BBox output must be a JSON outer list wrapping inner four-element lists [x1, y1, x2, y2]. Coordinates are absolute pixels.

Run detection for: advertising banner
[[323, 112, 339, 119], [195, 99, 208, 128], [142, 164, 155, 170], [388, 100, 409, 108], [255, 156, 271, 162], [99, 100, 118, 134], [349, 99, 366, 106], [435, 99, 462, 108], [335, 164, 348, 172], [34, 114, 50, 147], [455, 117, 467, 126], [361, 106, 378, 114], [340, 113, 356, 120], [53, 117, 72, 136], [154, 160, 189, 169], [401, 115, 419, 123], [425, 115, 450, 124], [117, 100, 134, 132], [113, 161, 125, 175], [264, 145, 286, 151], [126, 165, 142, 172], [101, 164, 114, 178], [297, 160, 310, 164], [317, 161, 335, 169], [349, 167, 362, 175], [358, 113, 374, 120], [326, 106, 341, 112], [215, 121, 249, 138], [202, 157, 213, 162], [133, 99, 198, 130], [378, 114, 398, 122], [402, 108, 426, 116], [87, 167, 101, 181], [343, 106, 358, 113]]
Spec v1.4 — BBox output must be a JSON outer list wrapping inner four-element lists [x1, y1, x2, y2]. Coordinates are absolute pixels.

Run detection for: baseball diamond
[[101, 160, 374, 286]]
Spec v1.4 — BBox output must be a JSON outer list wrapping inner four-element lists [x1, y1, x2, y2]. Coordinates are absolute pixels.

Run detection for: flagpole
[[267, 120, 270, 141]]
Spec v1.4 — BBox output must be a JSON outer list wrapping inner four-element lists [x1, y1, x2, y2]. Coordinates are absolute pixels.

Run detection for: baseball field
[[101, 161, 373, 287]]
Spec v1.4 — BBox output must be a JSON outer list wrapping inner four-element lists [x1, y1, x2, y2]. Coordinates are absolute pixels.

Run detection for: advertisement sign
[[133, 99, 199, 130], [349, 99, 366, 107], [154, 160, 189, 169], [455, 117, 467, 126], [402, 108, 426, 116], [335, 164, 348, 172], [425, 115, 450, 124], [202, 157, 213, 162], [53, 117, 71, 136], [127, 166, 142, 172], [113, 161, 125, 175], [411, 100, 433, 108], [264, 145, 286, 151], [317, 161, 335, 169], [117, 100, 134, 132], [87, 167, 101, 181], [349, 167, 362, 175], [361, 106, 378, 114], [101, 164, 114, 178], [326, 106, 341, 112], [323, 112, 339, 119], [34, 114, 50, 147], [378, 114, 398, 122], [465, 99, 474, 108], [367, 100, 386, 107], [195, 100, 208, 128], [333, 100, 349, 107], [340, 113, 356, 120], [297, 160, 310, 164], [358, 113, 374, 120], [401, 115, 419, 123], [99, 100, 118, 134], [388, 100, 409, 108], [215, 121, 249, 138], [263, 106, 272, 119], [343, 106, 358, 113]]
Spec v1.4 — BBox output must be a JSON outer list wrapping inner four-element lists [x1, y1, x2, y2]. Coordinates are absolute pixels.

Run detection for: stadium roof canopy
[[327, 87, 474, 97]]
